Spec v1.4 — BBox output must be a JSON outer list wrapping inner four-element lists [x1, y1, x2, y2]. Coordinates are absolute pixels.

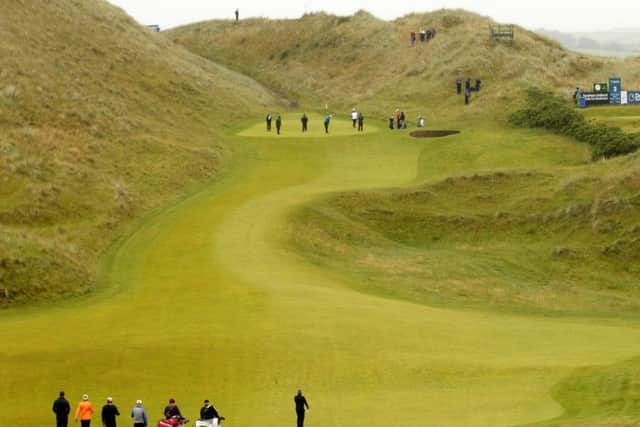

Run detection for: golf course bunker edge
[[410, 130, 461, 138]]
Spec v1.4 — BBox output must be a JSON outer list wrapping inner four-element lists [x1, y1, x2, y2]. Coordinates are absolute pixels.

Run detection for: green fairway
[[2, 120, 640, 427]]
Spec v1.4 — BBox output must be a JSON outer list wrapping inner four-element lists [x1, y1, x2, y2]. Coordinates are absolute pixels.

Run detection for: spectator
[[465, 86, 471, 105], [410, 31, 416, 45], [475, 77, 482, 92], [301, 113, 308, 133], [235, 9, 239, 22], [456, 78, 462, 95], [275, 114, 282, 135], [357, 112, 364, 132], [417, 115, 425, 128], [389, 116, 394, 130]]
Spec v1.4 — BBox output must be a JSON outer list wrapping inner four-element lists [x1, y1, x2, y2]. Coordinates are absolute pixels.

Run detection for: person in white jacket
[[351, 108, 358, 128]]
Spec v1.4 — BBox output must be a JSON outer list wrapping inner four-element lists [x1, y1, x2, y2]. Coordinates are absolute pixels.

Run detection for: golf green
[[1, 119, 639, 426]]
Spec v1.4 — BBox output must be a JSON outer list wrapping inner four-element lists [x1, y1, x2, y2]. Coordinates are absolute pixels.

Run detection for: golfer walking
[[53, 391, 71, 427], [75, 394, 95, 427], [294, 390, 309, 427]]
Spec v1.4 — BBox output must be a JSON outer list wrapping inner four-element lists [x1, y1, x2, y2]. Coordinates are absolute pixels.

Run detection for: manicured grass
[[2, 119, 640, 426]]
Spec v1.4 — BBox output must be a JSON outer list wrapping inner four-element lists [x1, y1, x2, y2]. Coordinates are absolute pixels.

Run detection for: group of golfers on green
[[265, 109, 364, 134]]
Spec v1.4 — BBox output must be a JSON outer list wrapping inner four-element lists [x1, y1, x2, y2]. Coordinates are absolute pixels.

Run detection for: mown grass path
[[2, 118, 640, 426]]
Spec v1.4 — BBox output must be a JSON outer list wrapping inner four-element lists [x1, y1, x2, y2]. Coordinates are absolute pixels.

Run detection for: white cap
[[82, 394, 89, 401], [136, 400, 142, 405], [107, 397, 113, 402]]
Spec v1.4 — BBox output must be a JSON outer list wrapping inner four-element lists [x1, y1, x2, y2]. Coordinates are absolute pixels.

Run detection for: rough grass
[[169, 10, 640, 118], [0, 0, 279, 304]]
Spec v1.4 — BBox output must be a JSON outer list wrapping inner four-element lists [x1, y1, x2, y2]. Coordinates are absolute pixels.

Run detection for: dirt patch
[[410, 130, 460, 138]]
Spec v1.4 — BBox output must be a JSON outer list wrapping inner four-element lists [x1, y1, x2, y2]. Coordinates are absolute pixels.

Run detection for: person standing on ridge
[[323, 114, 332, 134], [235, 9, 239, 22], [75, 394, 95, 427], [351, 108, 358, 128], [294, 390, 310, 427], [53, 391, 71, 427], [357, 112, 364, 132], [163, 398, 182, 420], [130, 400, 147, 427], [101, 397, 120, 427], [266, 113, 272, 132], [301, 113, 309, 133], [275, 114, 282, 135]]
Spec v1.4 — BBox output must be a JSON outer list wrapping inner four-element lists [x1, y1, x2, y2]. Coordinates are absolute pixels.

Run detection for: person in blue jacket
[[323, 114, 332, 134]]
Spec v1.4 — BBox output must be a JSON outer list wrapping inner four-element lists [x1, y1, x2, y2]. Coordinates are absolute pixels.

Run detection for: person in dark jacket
[[294, 390, 309, 427], [465, 78, 471, 92], [200, 400, 219, 420], [301, 113, 309, 133], [357, 112, 364, 132], [475, 77, 482, 91], [53, 391, 71, 427], [163, 399, 182, 419], [456, 78, 462, 94], [465, 86, 471, 105], [266, 114, 272, 131], [101, 397, 120, 427], [275, 114, 282, 135], [389, 116, 394, 130]]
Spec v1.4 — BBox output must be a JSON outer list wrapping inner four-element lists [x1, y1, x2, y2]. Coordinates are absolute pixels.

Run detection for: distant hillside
[[0, 0, 277, 305], [169, 10, 640, 116], [538, 28, 640, 58]]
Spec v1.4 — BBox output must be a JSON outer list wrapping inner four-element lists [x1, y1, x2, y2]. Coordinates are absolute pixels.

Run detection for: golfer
[[101, 397, 120, 427], [53, 391, 71, 427], [130, 400, 147, 427], [294, 390, 309, 427], [323, 114, 331, 134], [75, 394, 95, 427]]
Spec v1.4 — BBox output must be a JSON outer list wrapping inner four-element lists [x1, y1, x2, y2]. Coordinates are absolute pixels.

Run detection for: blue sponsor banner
[[628, 91, 640, 105], [609, 77, 622, 104]]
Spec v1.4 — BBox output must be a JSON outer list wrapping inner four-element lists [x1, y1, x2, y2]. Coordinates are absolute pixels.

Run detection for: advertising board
[[609, 77, 622, 104], [627, 91, 640, 105], [582, 92, 610, 105]]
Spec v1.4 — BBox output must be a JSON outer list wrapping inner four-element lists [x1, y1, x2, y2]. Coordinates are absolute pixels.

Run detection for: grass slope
[[0, 0, 278, 304], [169, 10, 640, 116]]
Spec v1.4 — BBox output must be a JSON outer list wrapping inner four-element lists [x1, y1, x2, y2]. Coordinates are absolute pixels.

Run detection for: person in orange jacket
[[75, 394, 95, 427]]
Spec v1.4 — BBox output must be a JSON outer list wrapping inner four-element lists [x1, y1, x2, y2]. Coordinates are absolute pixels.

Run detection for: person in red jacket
[[75, 394, 95, 427]]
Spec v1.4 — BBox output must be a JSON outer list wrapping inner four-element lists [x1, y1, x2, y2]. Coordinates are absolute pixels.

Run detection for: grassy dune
[[0, 0, 278, 304], [169, 10, 640, 116]]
